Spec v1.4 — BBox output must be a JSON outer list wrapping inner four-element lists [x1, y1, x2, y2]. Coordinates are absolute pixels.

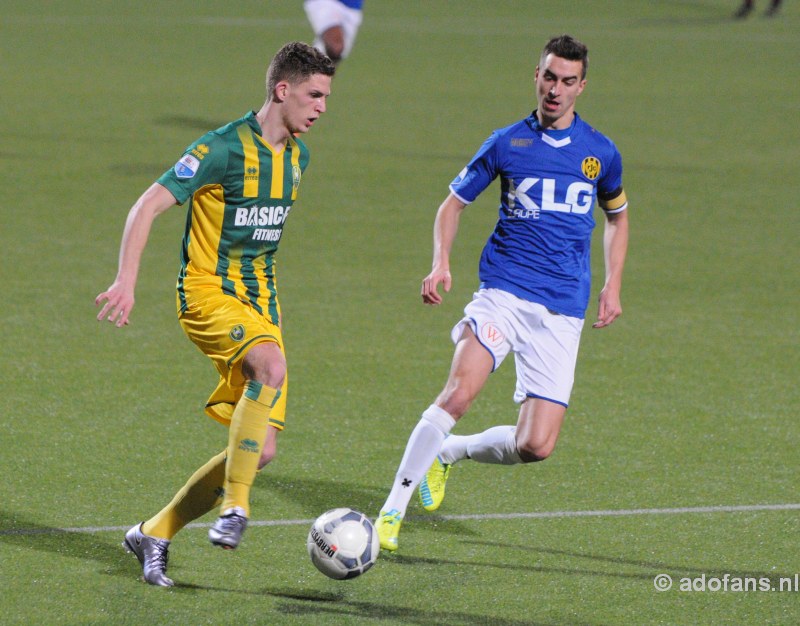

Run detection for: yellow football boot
[[375, 509, 403, 551], [418, 456, 451, 512]]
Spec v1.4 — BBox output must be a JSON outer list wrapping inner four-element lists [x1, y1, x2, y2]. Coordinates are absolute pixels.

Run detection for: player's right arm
[[95, 183, 177, 327], [421, 193, 467, 305]]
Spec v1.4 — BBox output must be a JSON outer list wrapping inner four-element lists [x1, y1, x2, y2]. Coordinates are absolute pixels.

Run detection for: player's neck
[[254, 103, 290, 151], [536, 109, 575, 131]]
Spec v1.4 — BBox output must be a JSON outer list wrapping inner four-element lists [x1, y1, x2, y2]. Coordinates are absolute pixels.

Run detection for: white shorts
[[304, 0, 363, 59], [451, 288, 584, 407]]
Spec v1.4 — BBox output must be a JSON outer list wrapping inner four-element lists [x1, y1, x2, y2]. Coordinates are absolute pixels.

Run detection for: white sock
[[380, 405, 456, 517], [441, 425, 522, 465]]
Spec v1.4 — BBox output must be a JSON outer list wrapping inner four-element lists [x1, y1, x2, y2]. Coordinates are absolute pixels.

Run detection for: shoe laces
[[381, 509, 401, 525], [430, 460, 449, 486], [218, 512, 246, 531], [150, 540, 170, 570]]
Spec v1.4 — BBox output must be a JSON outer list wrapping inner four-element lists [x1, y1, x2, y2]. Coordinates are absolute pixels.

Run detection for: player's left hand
[[592, 286, 621, 328]]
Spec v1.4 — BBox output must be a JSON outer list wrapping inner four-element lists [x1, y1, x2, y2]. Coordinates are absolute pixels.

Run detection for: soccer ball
[[307, 508, 379, 579]]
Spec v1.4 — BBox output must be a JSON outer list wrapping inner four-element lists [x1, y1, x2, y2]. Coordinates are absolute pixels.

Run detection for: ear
[[576, 78, 587, 96], [273, 80, 290, 103]]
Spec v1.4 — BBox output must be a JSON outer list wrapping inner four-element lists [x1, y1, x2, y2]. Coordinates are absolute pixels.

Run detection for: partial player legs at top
[[304, 0, 364, 65], [320, 26, 346, 63], [735, 0, 782, 17]]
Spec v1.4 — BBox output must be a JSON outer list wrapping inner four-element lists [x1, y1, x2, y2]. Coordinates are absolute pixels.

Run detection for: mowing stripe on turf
[[3, 503, 800, 536]]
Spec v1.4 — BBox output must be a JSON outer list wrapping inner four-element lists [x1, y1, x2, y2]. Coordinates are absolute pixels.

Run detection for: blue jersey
[[450, 112, 627, 319]]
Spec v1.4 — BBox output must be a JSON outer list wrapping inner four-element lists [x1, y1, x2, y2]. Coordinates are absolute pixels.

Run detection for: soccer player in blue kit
[[376, 35, 630, 551], [304, 0, 364, 65]]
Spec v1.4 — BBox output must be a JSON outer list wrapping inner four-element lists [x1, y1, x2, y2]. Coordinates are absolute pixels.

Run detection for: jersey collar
[[527, 111, 579, 148]]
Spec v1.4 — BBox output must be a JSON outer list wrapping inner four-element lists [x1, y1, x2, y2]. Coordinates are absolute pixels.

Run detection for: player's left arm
[[593, 206, 629, 329]]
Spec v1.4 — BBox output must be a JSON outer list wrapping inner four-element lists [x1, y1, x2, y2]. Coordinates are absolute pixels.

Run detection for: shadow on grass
[[167, 583, 549, 625], [0, 510, 132, 578], [253, 473, 384, 515], [386, 550, 679, 583], [167, 581, 345, 601], [271, 596, 549, 626], [253, 474, 482, 539], [460, 539, 793, 582]]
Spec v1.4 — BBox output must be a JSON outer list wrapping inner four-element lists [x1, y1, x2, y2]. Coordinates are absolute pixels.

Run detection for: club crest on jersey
[[175, 154, 200, 179], [581, 156, 601, 180], [292, 165, 301, 190], [229, 324, 246, 342]]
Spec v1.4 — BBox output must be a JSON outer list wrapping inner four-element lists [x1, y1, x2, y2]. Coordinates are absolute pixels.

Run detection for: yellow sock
[[221, 380, 281, 517], [142, 450, 226, 540]]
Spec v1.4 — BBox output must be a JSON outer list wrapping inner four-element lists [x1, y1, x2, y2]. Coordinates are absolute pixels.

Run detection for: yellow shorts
[[178, 291, 287, 430]]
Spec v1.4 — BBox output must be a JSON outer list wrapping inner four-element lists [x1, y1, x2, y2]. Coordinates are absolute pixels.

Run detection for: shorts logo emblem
[[481, 322, 505, 348], [229, 324, 245, 342]]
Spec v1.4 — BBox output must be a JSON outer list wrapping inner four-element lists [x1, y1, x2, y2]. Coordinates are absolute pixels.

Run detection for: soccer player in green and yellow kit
[[95, 42, 335, 587]]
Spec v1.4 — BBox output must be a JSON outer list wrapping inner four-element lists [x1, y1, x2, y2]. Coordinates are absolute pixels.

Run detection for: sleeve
[[597, 144, 627, 214], [449, 132, 501, 205], [156, 133, 228, 205]]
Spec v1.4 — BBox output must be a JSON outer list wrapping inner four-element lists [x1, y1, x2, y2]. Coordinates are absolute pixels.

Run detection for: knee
[[263, 361, 286, 388], [324, 43, 343, 63], [242, 344, 286, 388], [437, 388, 472, 420], [516, 439, 556, 463], [322, 27, 345, 61]]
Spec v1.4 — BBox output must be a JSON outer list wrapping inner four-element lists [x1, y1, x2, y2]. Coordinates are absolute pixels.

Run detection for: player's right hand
[[95, 281, 135, 327], [421, 268, 452, 305]]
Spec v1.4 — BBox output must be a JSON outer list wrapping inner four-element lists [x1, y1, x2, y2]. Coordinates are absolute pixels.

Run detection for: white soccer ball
[[307, 508, 379, 579]]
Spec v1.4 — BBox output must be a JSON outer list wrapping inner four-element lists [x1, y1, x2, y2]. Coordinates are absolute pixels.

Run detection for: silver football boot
[[208, 506, 248, 549], [123, 523, 174, 587]]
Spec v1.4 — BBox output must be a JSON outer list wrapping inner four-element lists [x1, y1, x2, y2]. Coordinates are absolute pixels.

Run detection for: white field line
[[3, 503, 800, 536]]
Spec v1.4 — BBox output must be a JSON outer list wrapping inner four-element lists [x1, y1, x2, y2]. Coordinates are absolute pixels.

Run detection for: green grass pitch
[[1, 1, 798, 624]]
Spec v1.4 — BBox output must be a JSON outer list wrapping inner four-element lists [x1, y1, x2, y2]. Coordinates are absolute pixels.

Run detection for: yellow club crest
[[581, 156, 601, 180], [229, 324, 245, 342]]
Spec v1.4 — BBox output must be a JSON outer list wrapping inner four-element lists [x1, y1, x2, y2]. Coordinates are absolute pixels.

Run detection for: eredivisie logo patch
[[174, 154, 200, 179]]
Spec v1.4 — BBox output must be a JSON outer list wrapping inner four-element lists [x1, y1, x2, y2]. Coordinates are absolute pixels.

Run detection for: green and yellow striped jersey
[[157, 111, 309, 324]]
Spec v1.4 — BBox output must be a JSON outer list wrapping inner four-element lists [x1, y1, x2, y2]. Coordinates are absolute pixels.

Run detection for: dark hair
[[266, 41, 336, 97], [540, 35, 588, 79]]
